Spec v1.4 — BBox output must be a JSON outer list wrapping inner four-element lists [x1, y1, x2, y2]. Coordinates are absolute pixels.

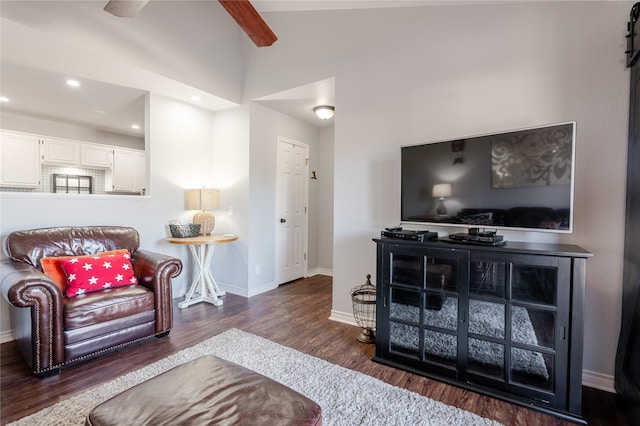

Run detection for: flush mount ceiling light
[[66, 79, 80, 87], [313, 105, 335, 120]]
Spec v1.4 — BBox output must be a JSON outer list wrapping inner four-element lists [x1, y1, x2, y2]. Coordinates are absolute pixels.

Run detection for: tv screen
[[401, 122, 576, 233]]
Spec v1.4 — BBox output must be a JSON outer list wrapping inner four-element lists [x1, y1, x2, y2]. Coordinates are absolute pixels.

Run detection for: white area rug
[[9, 329, 502, 426]]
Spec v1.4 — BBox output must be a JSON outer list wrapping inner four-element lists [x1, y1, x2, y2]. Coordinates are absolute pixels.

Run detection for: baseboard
[[307, 268, 333, 277], [196, 273, 331, 299], [208, 283, 246, 298], [329, 309, 358, 327], [0, 330, 13, 344], [583, 369, 616, 393], [217, 281, 278, 298], [247, 282, 278, 297]]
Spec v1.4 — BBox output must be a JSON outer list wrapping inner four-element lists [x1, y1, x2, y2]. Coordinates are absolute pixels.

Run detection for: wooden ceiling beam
[[218, 0, 278, 47]]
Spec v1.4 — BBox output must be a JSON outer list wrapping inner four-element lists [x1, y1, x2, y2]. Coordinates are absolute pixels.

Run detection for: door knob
[[280, 218, 286, 223]]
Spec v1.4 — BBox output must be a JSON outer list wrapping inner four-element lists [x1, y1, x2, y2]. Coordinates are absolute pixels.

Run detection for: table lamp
[[432, 183, 452, 215], [186, 188, 220, 235]]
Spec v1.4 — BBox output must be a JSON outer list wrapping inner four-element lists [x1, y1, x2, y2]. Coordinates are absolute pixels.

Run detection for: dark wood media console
[[373, 238, 592, 424]]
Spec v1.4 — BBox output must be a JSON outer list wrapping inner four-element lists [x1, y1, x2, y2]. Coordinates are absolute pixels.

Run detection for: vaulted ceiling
[[0, 1, 501, 133]]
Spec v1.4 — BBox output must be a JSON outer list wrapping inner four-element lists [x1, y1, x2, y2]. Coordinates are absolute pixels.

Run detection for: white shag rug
[[9, 329, 503, 426]]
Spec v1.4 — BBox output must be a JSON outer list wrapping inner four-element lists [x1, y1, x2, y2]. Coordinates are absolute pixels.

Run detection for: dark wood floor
[[0, 275, 632, 425]]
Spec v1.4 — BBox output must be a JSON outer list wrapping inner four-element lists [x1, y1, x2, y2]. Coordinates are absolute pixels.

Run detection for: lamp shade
[[185, 188, 220, 211], [185, 188, 220, 235], [432, 183, 452, 199]]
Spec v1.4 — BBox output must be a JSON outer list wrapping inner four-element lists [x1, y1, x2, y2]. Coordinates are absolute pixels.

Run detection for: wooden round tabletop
[[167, 234, 238, 245]]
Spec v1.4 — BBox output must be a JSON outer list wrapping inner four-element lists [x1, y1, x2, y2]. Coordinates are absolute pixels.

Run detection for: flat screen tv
[[401, 122, 576, 233]]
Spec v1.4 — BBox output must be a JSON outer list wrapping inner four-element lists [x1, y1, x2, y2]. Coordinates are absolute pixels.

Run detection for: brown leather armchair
[[1, 226, 182, 377]]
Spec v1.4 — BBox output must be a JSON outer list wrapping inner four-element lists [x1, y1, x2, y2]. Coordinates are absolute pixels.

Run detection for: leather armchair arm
[[1, 259, 65, 374], [131, 250, 182, 334]]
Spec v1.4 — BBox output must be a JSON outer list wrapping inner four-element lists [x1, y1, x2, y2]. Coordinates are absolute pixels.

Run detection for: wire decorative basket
[[350, 274, 376, 343], [169, 223, 201, 238]]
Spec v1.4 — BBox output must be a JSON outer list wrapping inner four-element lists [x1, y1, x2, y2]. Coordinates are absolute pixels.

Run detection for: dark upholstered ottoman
[[85, 355, 322, 426]]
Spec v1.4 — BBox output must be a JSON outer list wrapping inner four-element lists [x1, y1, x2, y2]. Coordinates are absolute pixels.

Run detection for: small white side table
[[167, 234, 237, 308]]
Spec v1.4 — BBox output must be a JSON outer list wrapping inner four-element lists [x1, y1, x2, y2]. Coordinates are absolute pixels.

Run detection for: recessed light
[[191, 95, 201, 102], [131, 124, 140, 130], [66, 79, 80, 87], [0, 96, 9, 102]]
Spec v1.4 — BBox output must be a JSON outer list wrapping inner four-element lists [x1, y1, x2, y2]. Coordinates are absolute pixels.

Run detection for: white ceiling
[[1, 62, 146, 137], [255, 78, 336, 128], [4, 0, 611, 133], [0, 0, 349, 133]]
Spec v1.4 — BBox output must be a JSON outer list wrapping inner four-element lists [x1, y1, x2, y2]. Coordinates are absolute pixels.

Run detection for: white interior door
[[275, 137, 308, 285]]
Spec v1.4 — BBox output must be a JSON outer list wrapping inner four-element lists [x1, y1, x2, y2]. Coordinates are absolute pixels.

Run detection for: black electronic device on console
[[468, 227, 496, 237], [381, 229, 438, 242], [448, 231, 506, 245]]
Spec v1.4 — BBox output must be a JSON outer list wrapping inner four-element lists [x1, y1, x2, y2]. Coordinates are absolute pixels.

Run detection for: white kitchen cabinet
[[81, 144, 112, 169], [43, 139, 113, 169], [133, 150, 146, 194], [41, 137, 79, 165], [106, 148, 145, 193], [0, 130, 41, 188]]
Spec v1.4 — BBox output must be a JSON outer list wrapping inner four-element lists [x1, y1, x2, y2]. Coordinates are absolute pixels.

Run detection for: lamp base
[[436, 199, 447, 215], [193, 211, 215, 235]]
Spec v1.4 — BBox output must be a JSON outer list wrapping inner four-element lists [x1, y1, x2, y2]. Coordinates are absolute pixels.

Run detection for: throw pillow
[[60, 251, 138, 297], [40, 249, 130, 292]]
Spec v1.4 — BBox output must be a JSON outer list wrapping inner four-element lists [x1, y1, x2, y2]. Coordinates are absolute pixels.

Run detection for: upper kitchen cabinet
[[40, 138, 113, 169], [0, 130, 40, 189], [81, 144, 112, 169], [41, 137, 79, 166]]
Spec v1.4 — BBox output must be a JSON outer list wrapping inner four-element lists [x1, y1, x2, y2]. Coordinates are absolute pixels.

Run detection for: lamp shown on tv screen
[[400, 122, 576, 233]]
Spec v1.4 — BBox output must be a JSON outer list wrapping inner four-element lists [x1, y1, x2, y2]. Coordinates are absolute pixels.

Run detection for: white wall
[[247, 102, 323, 294], [0, 94, 227, 335], [210, 105, 251, 295], [246, 2, 632, 390], [312, 126, 335, 274]]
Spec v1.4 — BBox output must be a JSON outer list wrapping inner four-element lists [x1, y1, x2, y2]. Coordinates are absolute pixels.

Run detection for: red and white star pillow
[[60, 251, 138, 297]]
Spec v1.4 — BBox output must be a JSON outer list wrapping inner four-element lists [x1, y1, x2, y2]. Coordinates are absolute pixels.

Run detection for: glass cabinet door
[[466, 253, 570, 405], [385, 246, 467, 377]]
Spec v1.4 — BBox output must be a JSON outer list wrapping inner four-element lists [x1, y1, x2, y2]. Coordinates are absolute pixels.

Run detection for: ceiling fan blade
[[218, 0, 278, 47], [104, 0, 150, 18]]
